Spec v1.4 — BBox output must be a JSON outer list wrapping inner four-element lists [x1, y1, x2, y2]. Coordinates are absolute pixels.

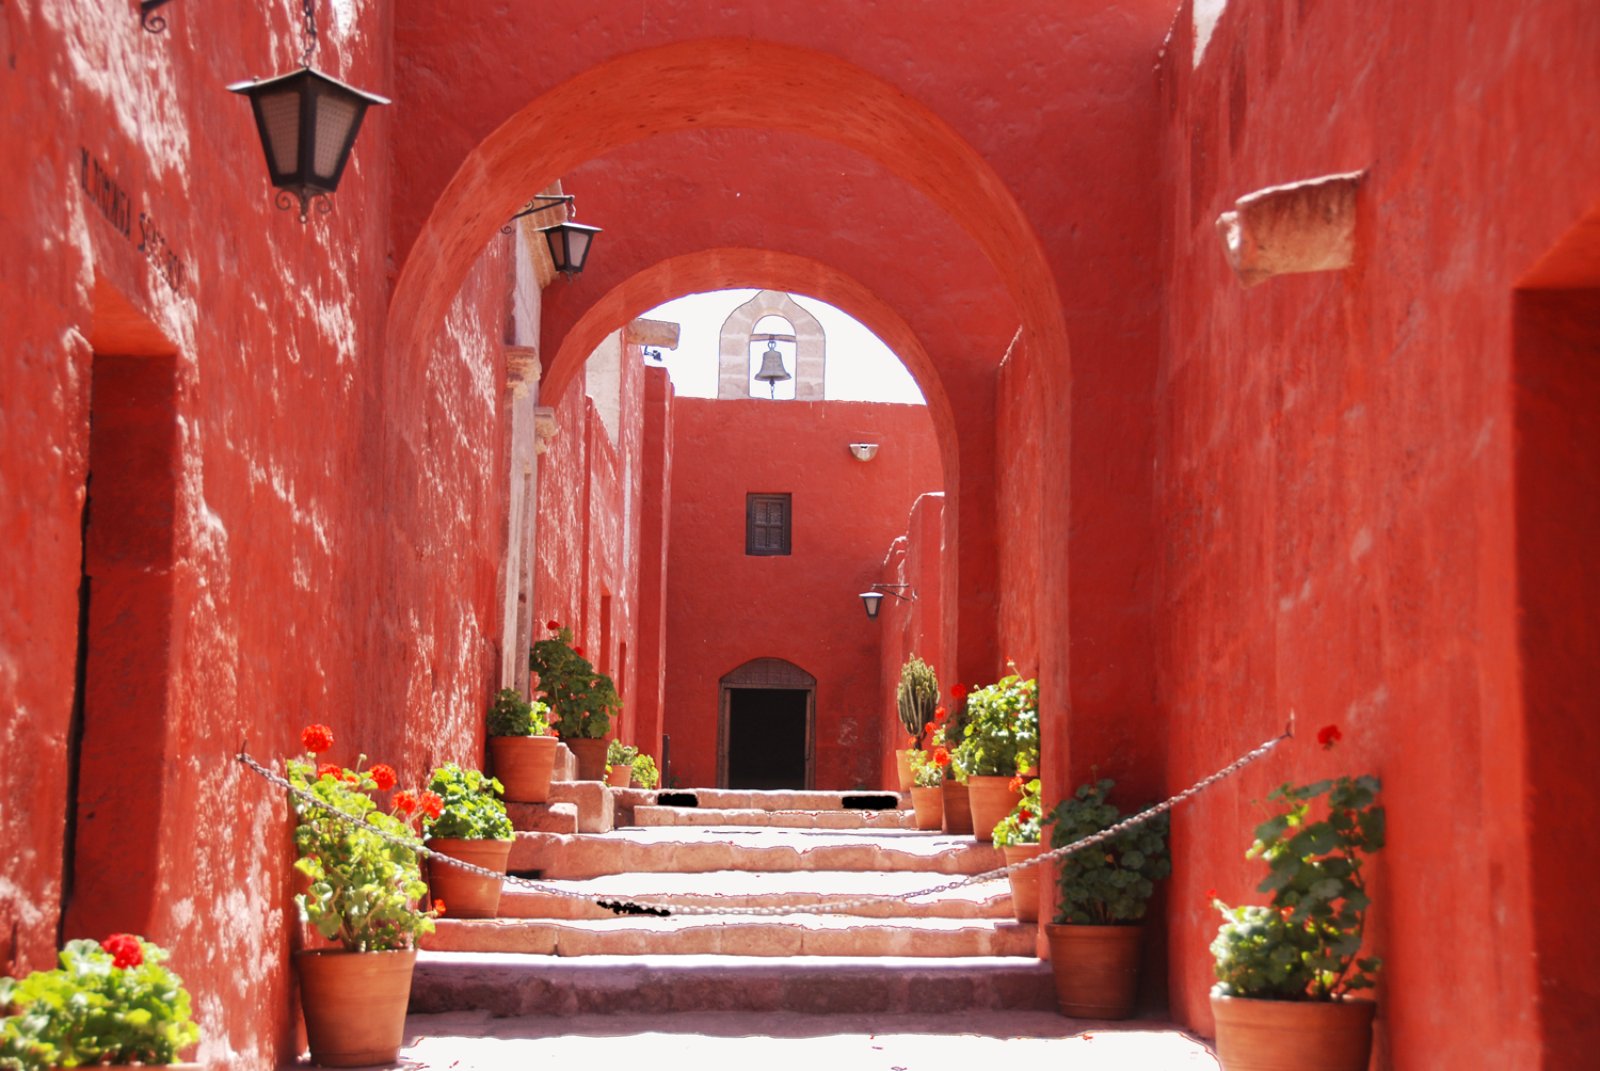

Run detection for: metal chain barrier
[[237, 721, 1290, 919]]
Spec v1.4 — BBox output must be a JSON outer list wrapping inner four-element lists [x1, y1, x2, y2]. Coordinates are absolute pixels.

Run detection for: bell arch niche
[[718, 291, 825, 400], [718, 657, 816, 790]]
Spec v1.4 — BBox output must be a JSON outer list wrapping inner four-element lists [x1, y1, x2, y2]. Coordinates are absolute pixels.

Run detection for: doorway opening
[[718, 658, 816, 789]]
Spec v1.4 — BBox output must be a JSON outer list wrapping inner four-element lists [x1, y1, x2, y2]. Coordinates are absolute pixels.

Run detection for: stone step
[[494, 870, 1012, 920], [642, 788, 907, 812], [632, 805, 917, 830], [422, 914, 1036, 958], [508, 827, 1002, 879], [410, 951, 1056, 1016]]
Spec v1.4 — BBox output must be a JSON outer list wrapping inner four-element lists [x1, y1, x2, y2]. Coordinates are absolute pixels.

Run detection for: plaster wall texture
[[662, 399, 941, 790], [1156, 1, 1600, 1067], [873, 492, 948, 790]]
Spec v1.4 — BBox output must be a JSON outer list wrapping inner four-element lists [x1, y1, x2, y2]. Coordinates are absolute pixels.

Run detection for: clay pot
[[1002, 842, 1044, 922], [967, 774, 1024, 842], [488, 734, 557, 803], [895, 749, 915, 792], [910, 785, 944, 830], [295, 948, 416, 1067], [1045, 923, 1143, 1019], [565, 737, 609, 781], [607, 764, 633, 788], [1210, 994, 1377, 1071], [426, 836, 513, 918], [940, 779, 973, 835]]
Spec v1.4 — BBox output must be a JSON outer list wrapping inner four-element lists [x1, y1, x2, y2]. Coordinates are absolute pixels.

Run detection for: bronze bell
[[753, 339, 792, 397]]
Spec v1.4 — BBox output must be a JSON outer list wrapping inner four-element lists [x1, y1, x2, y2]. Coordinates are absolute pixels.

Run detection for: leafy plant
[[606, 739, 639, 768], [1045, 778, 1170, 925], [921, 721, 967, 784], [288, 724, 438, 952], [421, 763, 513, 841], [907, 747, 944, 788], [631, 752, 660, 790], [954, 668, 1038, 777], [896, 656, 941, 739], [486, 687, 551, 738], [529, 623, 619, 740], [991, 777, 1043, 847], [0, 936, 200, 1069], [1211, 756, 1385, 1001]]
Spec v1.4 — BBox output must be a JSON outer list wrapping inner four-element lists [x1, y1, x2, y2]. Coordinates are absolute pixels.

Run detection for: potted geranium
[[288, 724, 437, 1067], [1208, 726, 1385, 1071], [928, 700, 973, 835], [605, 740, 639, 787], [0, 935, 201, 1069], [954, 668, 1038, 841], [894, 656, 940, 791], [530, 621, 620, 780], [422, 763, 515, 919], [486, 686, 558, 803], [1043, 778, 1171, 1019], [630, 751, 660, 790], [991, 776, 1043, 921], [907, 744, 945, 830]]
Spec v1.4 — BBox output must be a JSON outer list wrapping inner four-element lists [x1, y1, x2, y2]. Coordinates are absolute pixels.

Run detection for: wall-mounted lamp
[[140, 0, 175, 33], [228, 1, 389, 221], [848, 442, 879, 462], [502, 194, 601, 278], [860, 583, 914, 619], [643, 347, 665, 363]]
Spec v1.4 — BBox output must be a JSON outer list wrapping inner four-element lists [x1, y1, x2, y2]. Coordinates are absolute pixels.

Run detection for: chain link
[[300, 0, 318, 66], [238, 725, 1288, 920]]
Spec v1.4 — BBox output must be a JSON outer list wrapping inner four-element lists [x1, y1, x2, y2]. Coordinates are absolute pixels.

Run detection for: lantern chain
[[237, 722, 1289, 920], [300, 0, 319, 67]]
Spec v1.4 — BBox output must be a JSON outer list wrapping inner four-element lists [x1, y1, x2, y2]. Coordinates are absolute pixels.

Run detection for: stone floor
[[397, 1010, 1222, 1070]]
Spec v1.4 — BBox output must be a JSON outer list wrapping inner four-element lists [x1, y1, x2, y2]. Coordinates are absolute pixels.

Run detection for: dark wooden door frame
[[717, 658, 816, 789]]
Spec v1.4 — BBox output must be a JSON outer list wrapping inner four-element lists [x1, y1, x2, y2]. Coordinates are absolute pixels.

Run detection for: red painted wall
[[1156, 2, 1599, 1067], [633, 365, 677, 765], [874, 492, 947, 789], [663, 399, 940, 790]]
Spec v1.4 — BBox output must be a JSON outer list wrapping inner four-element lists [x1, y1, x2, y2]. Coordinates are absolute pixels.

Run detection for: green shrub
[[422, 763, 513, 841], [991, 777, 1042, 847], [954, 669, 1038, 777], [1046, 779, 1170, 925], [631, 753, 660, 790], [606, 739, 639, 768], [486, 687, 551, 737], [529, 625, 618, 740]]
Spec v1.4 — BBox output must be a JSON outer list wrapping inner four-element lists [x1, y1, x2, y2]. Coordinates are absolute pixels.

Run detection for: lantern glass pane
[[258, 89, 302, 175], [312, 91, 361, 182], [564, 228, 594, 268]]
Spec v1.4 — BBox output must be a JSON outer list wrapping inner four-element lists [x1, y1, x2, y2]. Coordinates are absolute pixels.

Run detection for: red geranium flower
[[546, 619, 561, 631], [573, 645, 585, 657], [394, 789, 418, 816], [434, 899, 447, 917], [316, 762, 341, 780], [1017, 808, 1032, 822], [301, 724, 334, 755], [950, 684, 968, 700], [420, 791, 444, 820], [906, 736, 918, 749], [1317, 724, 1342, 750], [933, 706, 947, 722], [1206, 888, 1219, 902], [101, 933, 142, 970], [367, 764, 398, 792], [933, 747, 950, 768], [1008, 775, 1024, 793]]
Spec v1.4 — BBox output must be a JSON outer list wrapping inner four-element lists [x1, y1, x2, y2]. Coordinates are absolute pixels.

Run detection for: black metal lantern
[[229, 67, 389, 221], [860, 584, 913, 619], [229, 0, 388, 221], [542, 220, 602, 278]]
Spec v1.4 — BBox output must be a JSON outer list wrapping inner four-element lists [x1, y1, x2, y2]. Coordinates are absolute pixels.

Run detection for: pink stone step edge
[[631, 805, 916, 830], [422, 915, 1038, 958], [409, 951, 1057, 1016]]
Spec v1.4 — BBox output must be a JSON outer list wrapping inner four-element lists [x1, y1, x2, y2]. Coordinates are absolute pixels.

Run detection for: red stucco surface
[[662, 399, 941, 790]]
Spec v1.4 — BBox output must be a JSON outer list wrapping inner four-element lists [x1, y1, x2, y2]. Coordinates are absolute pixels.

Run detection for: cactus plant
[[896, 656, 941, 739]]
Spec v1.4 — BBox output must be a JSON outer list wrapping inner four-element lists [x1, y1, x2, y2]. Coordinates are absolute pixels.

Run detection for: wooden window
[[746, 493, 792, 556]]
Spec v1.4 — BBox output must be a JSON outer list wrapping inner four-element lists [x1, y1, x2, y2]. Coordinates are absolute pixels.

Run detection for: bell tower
[[716, 290, 826, 400]]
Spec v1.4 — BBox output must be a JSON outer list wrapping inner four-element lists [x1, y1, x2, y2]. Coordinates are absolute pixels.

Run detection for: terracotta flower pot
[[910, 784, 944, 830], [1210, 993, 1377, 1071], [565, 737, 609, 781], [1045, 923, 1143, 1019], [488, 734, 557, 803], [940, 779, 973, 835], [607, 764, 633, 788], [295, 948, 416, 1067], [967, 774, 1023, 843], [1002, 842, 1044, 922], [426, 836, 513, 918], [895, 749, 915, 792]]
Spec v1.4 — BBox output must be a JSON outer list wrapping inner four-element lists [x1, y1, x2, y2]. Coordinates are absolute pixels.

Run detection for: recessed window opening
[[746, 493, 791, 556]]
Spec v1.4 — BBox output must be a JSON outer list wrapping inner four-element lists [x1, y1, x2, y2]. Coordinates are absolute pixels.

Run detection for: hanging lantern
[[229, 1, 389, 221], [542, 220, 602, 278]]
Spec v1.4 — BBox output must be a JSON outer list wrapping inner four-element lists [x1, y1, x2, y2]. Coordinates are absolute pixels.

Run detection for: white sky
[[643, 290, 926, 404]]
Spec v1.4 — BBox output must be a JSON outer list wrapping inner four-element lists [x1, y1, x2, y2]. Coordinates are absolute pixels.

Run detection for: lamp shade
[[229, 67, 389, 214], [542, 221, 602, 277], [860, 591, 885, 619]]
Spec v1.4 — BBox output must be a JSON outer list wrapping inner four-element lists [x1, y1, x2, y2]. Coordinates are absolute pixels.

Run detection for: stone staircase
[[410, 782, 1054, 1016]]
